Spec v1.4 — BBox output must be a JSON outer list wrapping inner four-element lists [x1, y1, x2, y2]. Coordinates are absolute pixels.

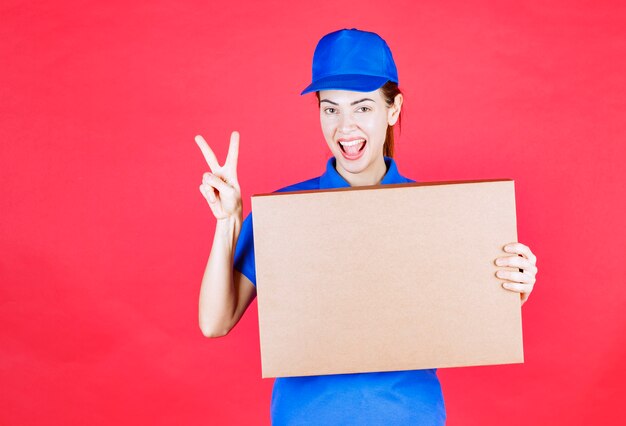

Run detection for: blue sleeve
[[233, 212, 256, 286]]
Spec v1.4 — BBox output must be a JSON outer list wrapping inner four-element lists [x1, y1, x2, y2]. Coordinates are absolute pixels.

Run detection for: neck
[[337, 156, 388, 187]]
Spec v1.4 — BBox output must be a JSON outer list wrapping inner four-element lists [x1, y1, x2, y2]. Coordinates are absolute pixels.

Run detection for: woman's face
[[318, 88, 401, 185]]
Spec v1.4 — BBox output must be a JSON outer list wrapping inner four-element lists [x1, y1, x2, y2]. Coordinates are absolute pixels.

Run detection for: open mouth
[[338, 138, 367, 156]]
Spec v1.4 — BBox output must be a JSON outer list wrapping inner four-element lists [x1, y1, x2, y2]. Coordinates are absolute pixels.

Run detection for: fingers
[[501, 282, 533, 292], [199, 183, 217, 203], [499, 243, 537, 306], [195, 135, 220, 172], [503, 242, 537, 265], [200, 172, 234, 207], [501, 282, 534, 297], [502, 282, 534, 307], [496, 269, 535, 285], [202, 172, 233, 195], [225, 131, 240, 169], [497, 267, 535, 304], [494, 255, 538, 274]]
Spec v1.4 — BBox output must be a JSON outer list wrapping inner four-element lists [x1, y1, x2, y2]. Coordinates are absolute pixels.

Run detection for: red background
[[1, 1, 625, 425]]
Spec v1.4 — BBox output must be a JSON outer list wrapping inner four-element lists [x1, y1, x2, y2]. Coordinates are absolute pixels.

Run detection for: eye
[[356, 106, 371, 112], [323, 107, 337, 114]]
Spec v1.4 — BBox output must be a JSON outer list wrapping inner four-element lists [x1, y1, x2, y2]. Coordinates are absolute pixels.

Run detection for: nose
[[338, 111, 357, 133]]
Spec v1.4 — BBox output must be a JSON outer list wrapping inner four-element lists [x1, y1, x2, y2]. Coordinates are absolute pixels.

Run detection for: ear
[[387, 93, 403, 126]]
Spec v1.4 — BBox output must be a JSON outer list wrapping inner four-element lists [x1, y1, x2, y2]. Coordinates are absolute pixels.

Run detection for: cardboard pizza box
[[251, 179, 523, 378]]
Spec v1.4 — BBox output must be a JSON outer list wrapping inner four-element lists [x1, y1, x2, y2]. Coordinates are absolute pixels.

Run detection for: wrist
[[216, 211, 242, 227], [214, 212, 243, 243]]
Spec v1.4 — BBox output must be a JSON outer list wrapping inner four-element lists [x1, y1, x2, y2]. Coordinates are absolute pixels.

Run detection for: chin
[[335, 153, 370, 174]]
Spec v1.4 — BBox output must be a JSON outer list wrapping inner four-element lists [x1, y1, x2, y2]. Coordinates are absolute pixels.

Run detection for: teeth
[[339, 139, 365, 147]]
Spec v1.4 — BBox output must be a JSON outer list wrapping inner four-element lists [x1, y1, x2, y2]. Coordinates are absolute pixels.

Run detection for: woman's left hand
[[494, 242, 538, 306]]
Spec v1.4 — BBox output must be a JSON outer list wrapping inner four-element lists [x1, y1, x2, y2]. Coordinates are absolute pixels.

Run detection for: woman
[[195, 28, 538, 425]]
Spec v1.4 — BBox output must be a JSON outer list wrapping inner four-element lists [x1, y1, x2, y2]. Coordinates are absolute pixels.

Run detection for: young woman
[[195, 28, 538, 425]]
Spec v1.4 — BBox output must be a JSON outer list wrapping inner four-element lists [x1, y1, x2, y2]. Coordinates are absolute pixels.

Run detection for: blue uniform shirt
[[234, 156, 447, 426]]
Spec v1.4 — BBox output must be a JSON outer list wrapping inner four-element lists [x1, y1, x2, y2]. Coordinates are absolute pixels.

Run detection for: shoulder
[[273, 176, 321, 193], [384, 157, 417, 184], [397, 164, 417, 183], [396, 170, 416, 184]]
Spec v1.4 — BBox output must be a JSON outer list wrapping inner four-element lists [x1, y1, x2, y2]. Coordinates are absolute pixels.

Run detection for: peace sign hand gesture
[[195, 131, 242, 221]]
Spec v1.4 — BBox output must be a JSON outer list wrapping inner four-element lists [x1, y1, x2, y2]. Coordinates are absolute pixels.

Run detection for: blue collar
[[319, 156, 409, 189]]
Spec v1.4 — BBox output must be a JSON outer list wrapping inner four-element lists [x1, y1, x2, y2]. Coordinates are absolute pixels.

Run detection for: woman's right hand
[[195, 131, 242, 221]]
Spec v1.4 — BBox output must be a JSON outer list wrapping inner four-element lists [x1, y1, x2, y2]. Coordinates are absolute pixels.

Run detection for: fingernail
[[504, 245, 512, 252], [496, 259, 505, 265]]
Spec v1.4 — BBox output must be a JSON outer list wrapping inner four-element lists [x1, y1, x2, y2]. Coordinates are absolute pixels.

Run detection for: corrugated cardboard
[[251, 179, 523, 378]]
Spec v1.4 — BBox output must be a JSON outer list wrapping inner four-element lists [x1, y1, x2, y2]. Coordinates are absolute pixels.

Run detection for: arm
[[198, 216, 257, 337], [195, 132, 256, 337]]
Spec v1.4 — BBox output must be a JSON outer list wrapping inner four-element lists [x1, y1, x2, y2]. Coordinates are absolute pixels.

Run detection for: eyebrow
[[319, 98, 375, 106]]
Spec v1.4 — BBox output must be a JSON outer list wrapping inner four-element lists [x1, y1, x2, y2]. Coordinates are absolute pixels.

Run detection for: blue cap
[[300, 28, 399, 95]]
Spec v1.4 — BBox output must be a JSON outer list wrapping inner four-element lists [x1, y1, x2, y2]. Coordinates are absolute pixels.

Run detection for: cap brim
[[300, 74, 390, 95]]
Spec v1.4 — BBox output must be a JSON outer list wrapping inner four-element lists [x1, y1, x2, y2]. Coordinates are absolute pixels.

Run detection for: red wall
[[1, 1, 624, 425]]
